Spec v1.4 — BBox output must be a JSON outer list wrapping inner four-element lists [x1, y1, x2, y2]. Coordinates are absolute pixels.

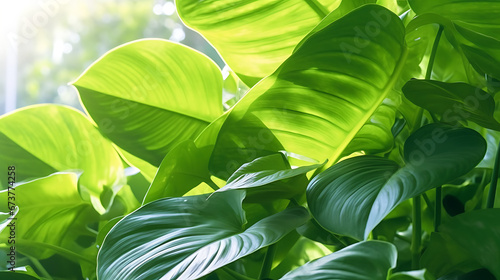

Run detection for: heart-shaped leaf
[[307, 123, 486, 240], [73, 39, 223, 167], [0, 105, 123, 213], [402, 79, 500, 130], [0, 172, 98, 261], [279, 240, 397, 279], [177, 0, 375, 85], [98, 190, 309, 279], [209, 5, 408, 176]]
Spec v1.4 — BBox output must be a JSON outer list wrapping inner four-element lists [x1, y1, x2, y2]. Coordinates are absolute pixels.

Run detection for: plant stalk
[[434, 186, 442, 231], [411, 195, 422, 270], [487, 142, 500, 208], [425, 25, 444, 80], [206, 179, 220, 191], [259, 244, 277, 279]]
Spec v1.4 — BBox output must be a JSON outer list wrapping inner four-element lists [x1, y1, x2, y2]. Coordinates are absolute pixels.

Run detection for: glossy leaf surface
[[307, 124, 486, 240], [98, 191, 309, 279], [280, 241, 397, 279]]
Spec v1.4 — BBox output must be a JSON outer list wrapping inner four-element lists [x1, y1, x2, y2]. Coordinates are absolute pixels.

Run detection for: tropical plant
[[1, 0, 500, 279]]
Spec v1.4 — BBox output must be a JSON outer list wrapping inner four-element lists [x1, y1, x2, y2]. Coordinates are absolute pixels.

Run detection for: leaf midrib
[[76, 85, 215, 124]]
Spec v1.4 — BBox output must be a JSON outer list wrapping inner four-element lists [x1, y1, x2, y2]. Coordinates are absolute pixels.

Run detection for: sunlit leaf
[[0, 105, 123, 213], [73, 39, 224, 167], [210, 5, 408, 177]]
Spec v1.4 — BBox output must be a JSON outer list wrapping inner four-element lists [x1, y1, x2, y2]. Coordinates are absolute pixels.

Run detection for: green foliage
[[1, 1, 499, 279]]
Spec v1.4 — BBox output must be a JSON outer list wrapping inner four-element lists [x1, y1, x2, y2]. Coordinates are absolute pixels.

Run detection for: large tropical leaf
[[0, 266, 41, 280], [209, 5, 408, 177], [0, 173, 98, 261], [279, 241, 397, 279], [307, 123, 486, 240], [98, 190, 309, 280], [0, 105, 123, 213], [421, 209, 500, 279], [73, 39, 223, 167], [402, 79, 500, 130], [177, 0, 376, 85]]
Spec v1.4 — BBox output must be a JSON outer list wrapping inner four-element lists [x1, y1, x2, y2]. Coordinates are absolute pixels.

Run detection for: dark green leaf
[[307, 124, 486, 240], [98, 191, 309, 279], [279, 241, 397, 279], [215, 153, 323, 201], [402, 79, 500, 130]]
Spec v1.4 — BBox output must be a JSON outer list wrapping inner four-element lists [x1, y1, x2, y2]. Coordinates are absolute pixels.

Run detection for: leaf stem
[[425, 25, 444, 80], [259, 244, 277, 279], [487, 142, 500, 208], [28, 256, 54, 280], [206, 179, 220, 191], [434, 186, 442, 231], [411, 195, 422, 270], [303, 0, 329, 19]]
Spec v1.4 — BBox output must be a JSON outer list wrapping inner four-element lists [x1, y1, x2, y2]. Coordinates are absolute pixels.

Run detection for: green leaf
[[177, 0, 375, 85], [402, 79, 500, 130], [0, 266, 41, 280], [98, 191, 309, 280], [0, 173, 98, 261], [73, 39, 223, 167], [408, 0, 500, 80], [389, 269, 434, 280], [461, 45, 500, 81], [210, 5, 408, 176], [215, 153, 323, 201], [307, 123, 486, 240], [438, 209, 500, 279], [143, 140, 213, 204], [279, 241, 397, 279], [0, 105, 123, 213]]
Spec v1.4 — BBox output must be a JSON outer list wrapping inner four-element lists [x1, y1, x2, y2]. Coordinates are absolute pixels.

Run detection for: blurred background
[[0, 0, 224, 115]]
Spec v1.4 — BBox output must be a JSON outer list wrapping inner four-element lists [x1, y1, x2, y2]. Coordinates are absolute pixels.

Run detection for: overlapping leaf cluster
[[1, 0, 500, 279]]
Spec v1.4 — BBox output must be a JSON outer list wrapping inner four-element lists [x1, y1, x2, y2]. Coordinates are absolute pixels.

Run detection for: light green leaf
[[143, 140, 213, 204], [0, 173, 98, 261], [216, 154, 323, 201], [307, 123, 486, 240], [402, 79, 500, 130], [0, 105, 123, 213], [209, 5, 408, 176], [98, 191, 309, 280], [177, 0, 376, 85], [73, 39, 223, 167], [279, 241, 397, 279]]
